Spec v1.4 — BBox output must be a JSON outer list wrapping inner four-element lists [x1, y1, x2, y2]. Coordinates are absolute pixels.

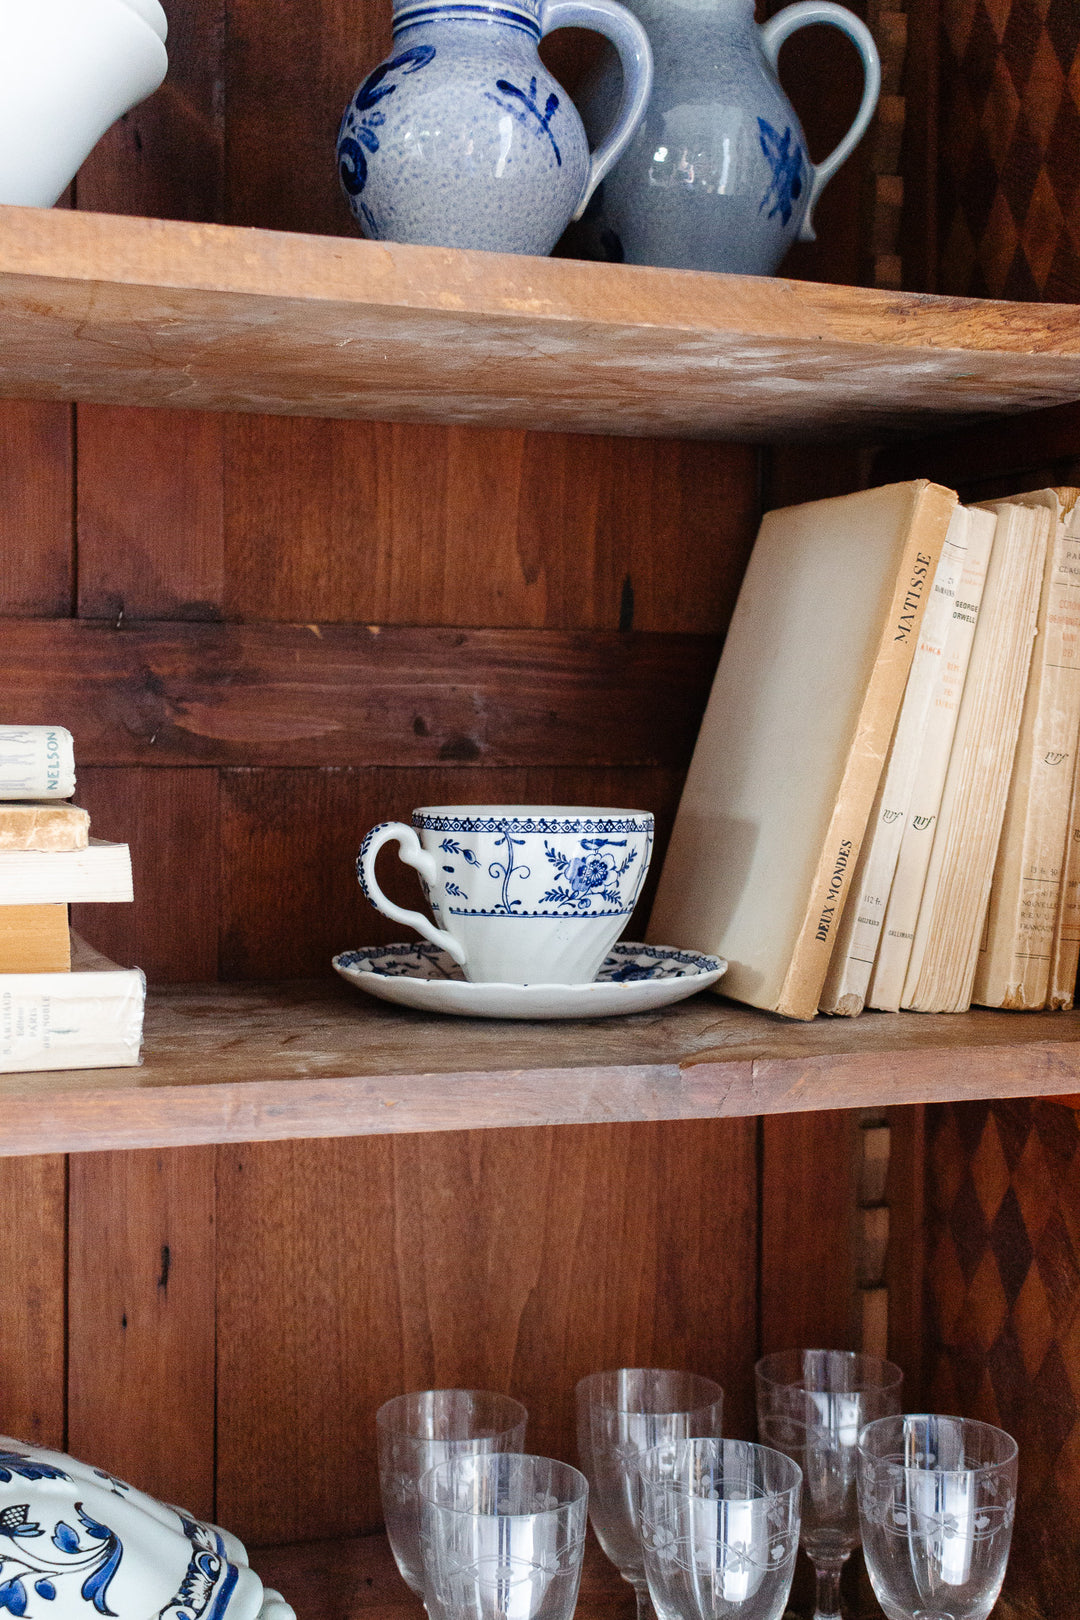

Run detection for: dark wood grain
[[70, 767, 220, 983], [77, 408, 225, 622], [0, 401, 72, 617], [223, 418, 756, 635], [215, 1116, 757, 1545], [0, 1156, 66, 1449], [67, 1147, 216, 1515], [760, 1111, 860, 1354], [0, 620, 717, 770]]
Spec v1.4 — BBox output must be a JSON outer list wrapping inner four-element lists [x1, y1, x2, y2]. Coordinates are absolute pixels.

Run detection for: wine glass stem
[[811, 1557, 846, 1620], [632, 1582, 655, 1620]]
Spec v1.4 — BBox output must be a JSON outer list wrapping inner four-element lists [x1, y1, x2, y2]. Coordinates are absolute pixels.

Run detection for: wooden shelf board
[[3, 206, 1080, 440], [252, 1526, 1033, 1620], [3, 978, 1080, 1156]]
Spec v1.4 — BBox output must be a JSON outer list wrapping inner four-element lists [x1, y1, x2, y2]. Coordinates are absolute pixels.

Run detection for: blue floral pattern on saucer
[[331, 942, 726, 1020]]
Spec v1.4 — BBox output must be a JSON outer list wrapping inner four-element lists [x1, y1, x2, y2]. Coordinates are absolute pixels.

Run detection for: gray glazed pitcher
[[568, 0, 880, 274]]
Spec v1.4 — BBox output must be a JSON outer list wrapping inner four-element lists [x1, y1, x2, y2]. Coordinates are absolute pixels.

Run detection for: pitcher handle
[[758, 1, 880, 243], [539, 0, 653, 222], [356, 820, 468, 966]]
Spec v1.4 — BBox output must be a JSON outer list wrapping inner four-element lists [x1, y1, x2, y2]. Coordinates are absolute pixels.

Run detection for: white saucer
[[332, 941, 727, 1020]]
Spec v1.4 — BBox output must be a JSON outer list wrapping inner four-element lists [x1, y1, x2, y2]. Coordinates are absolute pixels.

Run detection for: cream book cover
[[0, 933, 145, 1074], [646, 480, 957, 1021], [1049, 757, 1080, 1009], [973, 488, 1080, 1009], [902, 500, 1051, 1013], [819, 507, 968, 1016], [868, 506, 997, 1011]]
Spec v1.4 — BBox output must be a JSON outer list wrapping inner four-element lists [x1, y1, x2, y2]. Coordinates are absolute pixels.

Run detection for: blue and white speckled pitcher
[[568, 0, 880, 274], [337, 0, 652, 255]]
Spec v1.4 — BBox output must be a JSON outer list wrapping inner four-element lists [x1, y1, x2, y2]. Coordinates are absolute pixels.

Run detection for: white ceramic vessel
[[0, 0, 168, 207], [0, 1434, 292, 1620], [357, 805, 654, 985]]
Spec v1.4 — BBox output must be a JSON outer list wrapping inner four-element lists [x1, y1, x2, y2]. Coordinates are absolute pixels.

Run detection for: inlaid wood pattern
[[926, 1099, 1080, 1620]]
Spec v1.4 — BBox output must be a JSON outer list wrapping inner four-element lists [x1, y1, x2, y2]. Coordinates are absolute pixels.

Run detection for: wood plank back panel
[[70, 767, 220, 982], [1, 621, 718, 771], [215, 1118, 758, 1547], [67, 1148, 216, 1518], [760, 1111, 861, 1355], [0, 401, 72, 618], [224, 420, 756, 635], [0, 1157, 66, 1450]]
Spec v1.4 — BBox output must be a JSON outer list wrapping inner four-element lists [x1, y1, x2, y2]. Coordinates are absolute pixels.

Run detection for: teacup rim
[[412, 804, 654, 820]]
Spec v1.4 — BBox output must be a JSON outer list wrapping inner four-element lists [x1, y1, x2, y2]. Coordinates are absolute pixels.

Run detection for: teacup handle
[[356, 821, 469, 967], [758, 1, 881, 243], [539, 0, 653, 222]]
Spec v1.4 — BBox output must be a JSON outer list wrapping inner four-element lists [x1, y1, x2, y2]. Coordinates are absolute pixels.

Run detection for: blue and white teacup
[[357, 804, 654, 984]]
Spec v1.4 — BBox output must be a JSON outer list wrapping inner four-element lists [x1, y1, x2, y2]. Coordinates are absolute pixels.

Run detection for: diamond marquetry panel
[[939, 0, 1080, 297], [927, 1100, 1080, 1618]]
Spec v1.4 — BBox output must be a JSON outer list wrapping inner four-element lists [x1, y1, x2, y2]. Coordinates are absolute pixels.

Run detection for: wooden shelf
[[252, 1525, 1032, 1620], [3, 977, 1080, 1156], [3, 205, 1080, 440]]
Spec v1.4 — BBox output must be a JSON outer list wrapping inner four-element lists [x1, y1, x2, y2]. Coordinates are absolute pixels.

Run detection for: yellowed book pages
[[868, 506, 997, 1011], [0, 905, 70, 972], [820, 508, 968, 1016], [0, 803, 90, 852], [902, 502, 1051, 1013], [645, 480, 956, 1020], [973, 488, 1080, 1010], [1049, 750, 1080, 1009]]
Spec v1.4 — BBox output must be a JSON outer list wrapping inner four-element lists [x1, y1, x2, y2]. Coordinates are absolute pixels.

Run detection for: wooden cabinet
[[0, 2, 1077, 1617]]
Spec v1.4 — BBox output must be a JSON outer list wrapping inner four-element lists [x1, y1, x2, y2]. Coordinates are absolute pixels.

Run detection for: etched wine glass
[[754, 1349, 903, 1620], [576, 1368, 725, 1620], [856, 1414, 1018, 1620], [638, 1437, 803, 1620], [377, 1389, 528, 1601], [419, 1452, 588, 1620]]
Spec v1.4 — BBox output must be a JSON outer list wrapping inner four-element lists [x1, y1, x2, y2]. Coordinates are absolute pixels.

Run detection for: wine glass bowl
[[377, 1388, 529, 1598], [419, 1452, 589, 1620], [754, 1349, 903, 1619], [638, 1437, 803, 1620], [856, 1414, 1018, 1620], [575, 1368, 725, 1620]]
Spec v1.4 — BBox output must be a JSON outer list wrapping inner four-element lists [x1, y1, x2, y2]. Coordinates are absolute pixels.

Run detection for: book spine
[[0, 968, 145, 1073], [775, 484, 956, 1020], [1049, 750, 1080, 1009], [867, 509, 996, 1012], [0, 728, 76, 800], [973, 507, 1080, 1009], [902, 506, 1051, 1013], [819, 516, 966, 1016]]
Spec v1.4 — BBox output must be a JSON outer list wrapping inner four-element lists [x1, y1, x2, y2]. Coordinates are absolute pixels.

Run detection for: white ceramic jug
[[0, 0, 168, 207]]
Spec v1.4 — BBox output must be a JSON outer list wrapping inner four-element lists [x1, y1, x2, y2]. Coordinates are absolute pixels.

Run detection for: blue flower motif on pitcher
[[756, 117, 804, 227], [338, 45, 437, 233], [540, 837, 638, 912], [483, 76, 562, 165]]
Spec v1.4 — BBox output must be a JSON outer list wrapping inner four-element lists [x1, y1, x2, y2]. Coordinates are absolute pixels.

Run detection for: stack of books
[[0, 726, 145, 1071], [648, 481, 1080, 1020]]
